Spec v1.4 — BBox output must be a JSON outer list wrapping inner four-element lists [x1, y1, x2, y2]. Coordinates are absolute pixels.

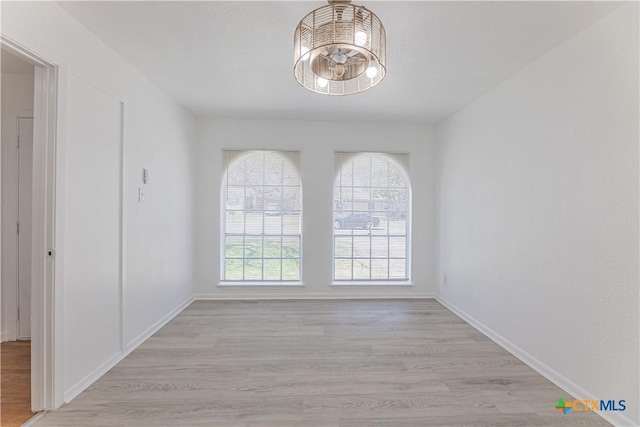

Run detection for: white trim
[[116, 89, 126, 355], [124, 296, 193, 351], [195, 293, 435, 300], [51, 62, 68, 410], [64, 296, 193, 403], [16, 116, 34, 340], [67, 64, 127, 107], [331, 281, 414, 287], [63, 350, 122, 403], [436, 295, 637, 427], [218, 282, 304, 287], [21, 411, 46, 427]]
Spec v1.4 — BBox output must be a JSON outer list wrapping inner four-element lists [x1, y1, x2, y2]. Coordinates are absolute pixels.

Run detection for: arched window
[[222, 151, 302, 282], [333, 153, 410, 282]]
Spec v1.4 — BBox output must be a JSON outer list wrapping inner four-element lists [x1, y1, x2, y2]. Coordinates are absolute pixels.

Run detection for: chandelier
[[293, 0, 386, 95]]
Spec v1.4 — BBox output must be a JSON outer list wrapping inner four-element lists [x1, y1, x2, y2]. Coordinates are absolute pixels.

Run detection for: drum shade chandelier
[[293, 0, 386, 95]]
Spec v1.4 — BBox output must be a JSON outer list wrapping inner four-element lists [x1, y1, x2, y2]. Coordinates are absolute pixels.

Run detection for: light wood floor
[[34, 300, 610, 426], [1, 340, 32, 427]]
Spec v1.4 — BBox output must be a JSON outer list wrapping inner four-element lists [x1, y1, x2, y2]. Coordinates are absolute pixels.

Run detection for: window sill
[[218, 282, 305, 287], [331, 281, 414, 287]]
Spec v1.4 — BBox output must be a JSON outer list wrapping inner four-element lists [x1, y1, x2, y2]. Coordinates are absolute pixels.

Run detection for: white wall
[[196, 118, 436, 298], [63, 73, 123, 393], [436, 3, 638, 426], [2, 2, 196, 404], [1, 72, 34, 341]]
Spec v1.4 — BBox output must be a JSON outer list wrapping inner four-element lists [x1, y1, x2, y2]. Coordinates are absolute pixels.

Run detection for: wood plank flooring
[[1, 340, 32, 427], [33, 300, 610, 426]]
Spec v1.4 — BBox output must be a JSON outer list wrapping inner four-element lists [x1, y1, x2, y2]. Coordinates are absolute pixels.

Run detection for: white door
[[17, 117, 33, 339]]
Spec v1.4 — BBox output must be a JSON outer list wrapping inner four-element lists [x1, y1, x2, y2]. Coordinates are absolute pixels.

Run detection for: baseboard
[[1, 330, 16, 342], [21, 410, 46, 427], [125, 296, 194, 351], [194, 292, 436, 300], [436, 295, 637, 427], [63, 296, 194, 404], [64, 350, 122, 402]]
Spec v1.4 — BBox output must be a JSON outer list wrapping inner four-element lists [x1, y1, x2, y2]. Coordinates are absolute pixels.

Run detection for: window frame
[[332, 152, 412, 285], [219, 150, 303, 286]]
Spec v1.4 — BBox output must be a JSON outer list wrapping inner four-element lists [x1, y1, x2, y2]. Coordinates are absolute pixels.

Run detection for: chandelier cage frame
[[293, 1, 386, 95]]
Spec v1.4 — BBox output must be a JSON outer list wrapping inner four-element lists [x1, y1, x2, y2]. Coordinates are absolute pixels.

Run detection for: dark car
[[334, 213, 380, 229]]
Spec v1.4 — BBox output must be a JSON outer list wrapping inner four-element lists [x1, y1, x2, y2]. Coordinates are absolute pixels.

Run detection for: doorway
[[1, 51, 34, 342], [1, 48, 35, 426], [0, 33, 59, 418]]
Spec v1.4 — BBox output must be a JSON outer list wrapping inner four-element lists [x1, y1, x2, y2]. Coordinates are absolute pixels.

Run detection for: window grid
[[333, 154, 409, 281], [222, 152, 301, 282]]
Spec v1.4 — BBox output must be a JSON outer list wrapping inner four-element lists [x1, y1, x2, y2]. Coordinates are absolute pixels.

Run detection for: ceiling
[[58, 1, 620, 124], [1, 49, 34, 74]]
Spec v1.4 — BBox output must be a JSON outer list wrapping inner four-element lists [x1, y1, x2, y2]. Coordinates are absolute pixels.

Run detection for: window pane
[[283, 187, 301, 213], [353, 187, 370, 203], [245, 212, 263, 234], [263, 237, 281, 258], [371, 237, 388, 258], [225, 211, 245, 234], [352, 236, 370, 258], [352, 157, 371, 187], [264, 187, 282, 215], [225, 236, 244, 258], [264, 214, 282, 235], [245, 156, 264, 185], [244, 237, 262, 258], [339, 162, 353, 187], [244, 259, 262, 280], [226, 186, 244, 209], [353, 259, 371, 280], [282, 259, 300, 280], [263, 259, 282, 280], [264, 157, 283, 185], [371, 259, 389, 280], [334, 259, 352, 280], [389, 218, 406, 235], [227, 161, 245, 185], [389, 167, 404, 187], [225, 259, 243, 280], [334, 237, 352, 258], [371, 157, 389, 186], [389, 237, 406, 258], [283, 213, 300, 235], [389, 258, 406, 279], [282, 237, 300, 258], [283, 163, 299, 186]]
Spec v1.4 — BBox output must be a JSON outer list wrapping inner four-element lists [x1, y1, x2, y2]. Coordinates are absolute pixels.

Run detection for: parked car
[[334, 213, 380, 229]]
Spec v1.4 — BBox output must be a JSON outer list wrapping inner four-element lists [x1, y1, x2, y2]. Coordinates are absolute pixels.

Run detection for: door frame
[[16, 115, 34, 340], [1, 35, 62, 411]]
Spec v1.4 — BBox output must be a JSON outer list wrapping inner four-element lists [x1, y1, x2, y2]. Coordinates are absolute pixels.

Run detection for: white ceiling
[[1, 49, 35, 74], [58, 1, 620, 124]]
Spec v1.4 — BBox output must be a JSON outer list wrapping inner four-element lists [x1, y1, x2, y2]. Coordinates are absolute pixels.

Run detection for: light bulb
[[355, 31, 367, 46], [366, 66, 378, 78], [334, 63, 345, 78], [300, 47, 310, 61], [317, 77, 328, 88]]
